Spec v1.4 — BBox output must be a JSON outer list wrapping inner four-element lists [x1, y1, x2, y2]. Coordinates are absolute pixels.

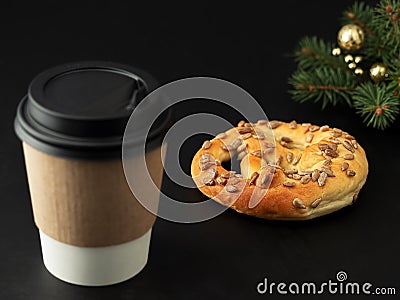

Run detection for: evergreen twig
[[289, 0, 400, 130], [353, 83, 400, 129], [289, 68, 357, 108]]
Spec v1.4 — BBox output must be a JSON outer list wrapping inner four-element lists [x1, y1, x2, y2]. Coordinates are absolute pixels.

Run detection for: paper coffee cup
[[14, 61, 171, 286]]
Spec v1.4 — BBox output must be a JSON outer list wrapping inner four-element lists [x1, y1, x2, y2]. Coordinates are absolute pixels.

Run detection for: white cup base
[[39, 229, 152, 286]]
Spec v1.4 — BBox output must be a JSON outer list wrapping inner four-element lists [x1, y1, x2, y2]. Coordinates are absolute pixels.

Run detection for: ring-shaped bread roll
[[191, 120, 368, 220]]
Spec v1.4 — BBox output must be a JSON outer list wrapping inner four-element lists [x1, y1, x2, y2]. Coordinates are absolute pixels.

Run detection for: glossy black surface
[[1, 1, 398, 299]]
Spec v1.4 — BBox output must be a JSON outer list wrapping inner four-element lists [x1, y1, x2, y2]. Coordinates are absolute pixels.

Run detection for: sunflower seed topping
[[301, 175, 311, 184], [242, 133, 252, 140], [330, 138, 342, 144], [258, 173, 272, 187], [237, 151, 246, 160], [203, 177, 214, 186], [284, 168, 298, 175], [322, 153, 332, 161], [341, 162, 349, 171], [237, 143, 247, 153], [199, 153, 215, 170], [292, 174, 301, 180], [305, 133, 314, 143], [322, 160, 331, 167], [320, 125, 329, 132], [311, 169, 320, 182], [221, 171, 235, 178], [207, 167, 218, 179], [328, 143, 338, 151], [226, 185, 238, 193], [289, 120, 298, 129], [200, 162, 215, 171], [281, 136, 293, 143], [231, 138, 242, 149], [280, 141, 294, 148], [318, 172, 328, 186], [263, 148, 275, 155], [344, 154, 354, 160], [249, 172, 259, 185], [293, 198, 306, 209], [345, 134, 355, 140], [321, 167, 335, 177], [283, 181, 296, 187], [237, 127, 253, 134], [342, 140, 355, 153], [238, 120, 245, 127], [286, 152, 293, 163], [333, 128, 342, 134], [252, 133, 265, 140], [202, 140, 212, 149], [257, 119, 268, 125], [216, 176, 227, 185], [351, 140, 358, 149], [269, 120, 281, 129], [264, 141, 276, 148], [318, 143, 329, 151], [347, 170, 356, 176], [330, 130, 342, 137], [292, 153, 302, 165], [200, 153, 212, 162], [311, 198, 322, 208], [325, 148, 339, 158], [309, 125, 320, 132]]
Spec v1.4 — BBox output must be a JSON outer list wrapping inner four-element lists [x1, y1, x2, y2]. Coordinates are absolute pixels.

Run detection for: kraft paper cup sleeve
[[23, 143, 163, 247]]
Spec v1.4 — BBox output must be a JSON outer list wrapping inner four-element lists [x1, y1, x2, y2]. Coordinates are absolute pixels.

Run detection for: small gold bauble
[[354, 56, 362, 63], [344, 54, 354, 63], [332, 47, 341, 56], [337, 24, 365, 51], [348, 62, 357, 69], [370, 63, 389, 82], [355, 68, 364, 75]]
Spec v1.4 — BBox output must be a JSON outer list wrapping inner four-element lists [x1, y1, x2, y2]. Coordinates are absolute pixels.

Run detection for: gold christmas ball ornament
[[337, 24, 365, 51], [354, 56, 363, 64], [344, 54, 353, 63], [354, 68, 364, 75], [370, 63, 389, 82], [332, 47, 341, 56], [348, 62, 357, 69]]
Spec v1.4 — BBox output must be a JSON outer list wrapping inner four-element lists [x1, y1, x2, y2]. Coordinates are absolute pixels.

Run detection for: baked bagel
[[191, 120, 368, 220]]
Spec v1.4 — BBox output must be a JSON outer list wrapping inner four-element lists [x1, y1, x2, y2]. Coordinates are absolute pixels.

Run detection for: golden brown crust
[[191, 120, 368, 220]]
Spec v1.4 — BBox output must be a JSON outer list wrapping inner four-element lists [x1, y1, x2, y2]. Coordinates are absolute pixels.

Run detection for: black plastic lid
[[14, 61, 171, 159]]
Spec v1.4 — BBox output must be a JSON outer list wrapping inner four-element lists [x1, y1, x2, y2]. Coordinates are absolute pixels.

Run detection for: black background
[[1, 1, 399, 299]]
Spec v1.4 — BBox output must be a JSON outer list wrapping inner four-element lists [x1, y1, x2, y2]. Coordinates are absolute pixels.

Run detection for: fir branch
[[371, 0, 400, 64], [373, 0, 400, 47], [289, 68, 357, 108], [341, 1, 376, 37], [341, 1, 374, 28], [353, 82, 400, 130], [295, 37, 349, 72], [288, 0, 400, 130]]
